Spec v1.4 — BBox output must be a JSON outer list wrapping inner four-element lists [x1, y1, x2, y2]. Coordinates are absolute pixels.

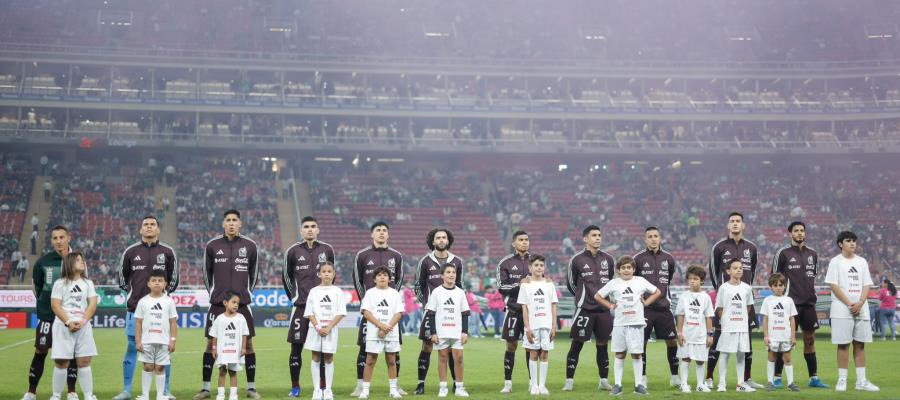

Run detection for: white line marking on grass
[[0, 339, 32, 351]]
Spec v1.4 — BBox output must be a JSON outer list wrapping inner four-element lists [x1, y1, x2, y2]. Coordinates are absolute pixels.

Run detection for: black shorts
[[501, 308, 525, 341], [34, 320, 54, 349], [205, 304, 256, 338], [418, 314, 435, 341], [796, 304, 820, 332], [570, 309, 613, 342], [357, 319, 403, 347], [287, 304, 310, 344], [643, 308, 677, 341]]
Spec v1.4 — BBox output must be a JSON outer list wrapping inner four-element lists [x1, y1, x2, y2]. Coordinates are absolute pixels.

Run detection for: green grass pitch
[[1, 327, 897, 399]]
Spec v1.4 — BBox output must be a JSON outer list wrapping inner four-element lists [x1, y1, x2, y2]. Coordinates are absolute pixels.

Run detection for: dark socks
[[774, 352, 784, 377], [596, 345, 609, 379], [357, 348, 367, 380], [667, 346, 679, 375], [448, 353, 456, 382], [566, 341, 584, 379], [417, 351, 431, 382], [202, 352, 214, 383], [28, 352, 48, 393], [245, 353, 257, 383], [503, 351, 515, 380], [67, 359, 77, 392], [289, 343, 302, 387], [804, 352, 818, 377]]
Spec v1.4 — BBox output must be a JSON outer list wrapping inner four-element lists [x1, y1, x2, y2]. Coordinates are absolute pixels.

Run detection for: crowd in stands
[[0, 153, 31, 284]]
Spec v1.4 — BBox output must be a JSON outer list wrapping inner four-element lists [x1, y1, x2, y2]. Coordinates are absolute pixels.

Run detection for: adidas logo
[[299, 256, 306, 261], [226, 322, 236, 330], [849, 266, 858, 273], [378, 299, 389, 307], [216, 250, 224, 255], [321, 295, 332, 303], [367, 260, 375, 266], [774, 303, 785, 310], [511, 266, 518, 271], [70, 285, 82, 293], [789, 257, 797, 262], [623, 287, 634, 294], [444, 298, 455, 306], [152, 303, 163, 311], [583, 264, 590, 270], [134, 255, 142, 261], [724, 251, 731, 256], [690, 299, 701, 307], [732, 293, 742, 301], [643, 262, 650, 269], [535, 288, 545, 296]]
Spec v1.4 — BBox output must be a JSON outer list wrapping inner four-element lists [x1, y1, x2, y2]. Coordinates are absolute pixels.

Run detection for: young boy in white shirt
[[824, 231, 879, 392], [760, 272, 799, 392], [304, 262, 347, 400], [424, 263, 471, 398], [714, 258, 755, 392], [594, 256, 661, 396], [517, 254, 558, 396], [134, 269, 178, 400], [209, 291, 250, 400], [359, 267, 405, 399], [674, 265, 714, 393]]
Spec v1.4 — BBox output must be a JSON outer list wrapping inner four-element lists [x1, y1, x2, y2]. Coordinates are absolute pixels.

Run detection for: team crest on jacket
[[157, 253, 166, 264], [808, 256, 814, 264], [388, 258, 396, 268], [239, 247, 247, 257], [661, 260, 669, 271], [744, 249, 751, 257], [319, 252, 327, 263], [601, 260, 608, 268]]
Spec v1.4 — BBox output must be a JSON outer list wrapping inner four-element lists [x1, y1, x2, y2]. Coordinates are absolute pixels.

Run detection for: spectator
[[880, 278, 897, 341], [29, 230, 37, 255], [466, 288, 484, 338], [43, 180, 51, 201], [31, 212, 39, 232], [485, 285, 505, 338], [39, 154, 48, 175], [402, 284, 421, 334], [16, 256, 29, 283]]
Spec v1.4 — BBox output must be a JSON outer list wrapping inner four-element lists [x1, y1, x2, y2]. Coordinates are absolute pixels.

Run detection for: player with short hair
[[134, 269, 179, 400], [359, 267, 405, 399], [209, 291, 250, 400], [714, 258, 755, 392], [50, 252, 99, 400], [674, 265, 714, 393], [303, 261, 347, 400], [517, 254, 558, 396], [423, 263, 471, 397], [760, 273, 799, 392], [496, 230, 532, 393], [825, 231, 879, 392]]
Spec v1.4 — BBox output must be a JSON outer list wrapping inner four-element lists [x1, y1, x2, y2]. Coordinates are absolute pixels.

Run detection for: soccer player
[[134, 269, 179, 400], [194, 210, 261, 400], [770, 221, 828, 388], [115, 216, 179, 400], [496, 230, 531, 393], [760, 273, 799, 392], [50, 252, 99, 400], [423, 263, 471, 397], [824, 231, 879, 392], [517, 254, 558, 396], [209, 291, 250, 400], [674, 265, 714, 393], [414, 228, 464, 394], [359, 267, 405, 400], [23, 225, 78, 400], [594, 256, 661, 396], [706, 212, 762, 388], [282, 216, 336, 398], [633, 226, 679, 388], [714, 259, 755, 392], [563, 225, 615, 392], [351, 222, 405, 397], [303, 262, 347, 400]]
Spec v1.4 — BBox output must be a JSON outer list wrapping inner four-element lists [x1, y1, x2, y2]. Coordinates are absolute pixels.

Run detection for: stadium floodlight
[[558, 164, 568, 172], [724, 27, 759, 42], [422, 22, 454, 38], [864, 24, 897, 39], [98, 10, 133, 26], [578, 26, 608, 41], [264, 16, 296, 33]]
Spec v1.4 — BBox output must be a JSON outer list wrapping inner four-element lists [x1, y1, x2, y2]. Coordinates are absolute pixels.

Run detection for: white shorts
[[611, 325, 645, 354], [304, 329, 340, 354], [138, 343, 171, 365], [433, 338, 465, 351], [677, 343, 709, 361], [215, 362, 243, 372], [831, 318, 873, 344], [523, 328, 555, 351], [768, 341, 793, 353], [51, 322, 98, 359], [716, 332, 750, 353], [366, 339, 401, 354]]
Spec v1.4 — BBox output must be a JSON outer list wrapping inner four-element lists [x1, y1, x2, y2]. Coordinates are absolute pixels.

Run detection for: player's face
[[374, 272, 390, 288], [318, 265, 335, 284], [618, 263, 634, 279], [147, 276, 166, 293], [513, 234, 530, 253], [441, 266, 457, 286], [790, 225, 805, 244], [72, 255, 86, 275], [224, 296, 240, 313], [50, 229, 70, 254], [771, 282, 785, 296], [301, 221, 319, 242], [687, 275, 702, 291], [433, 231, 449, 252], [371, 226, 389, 246], [584, 229, 602, 250], [644, 229, 661, 250], [839, 238, 857, 254], [728, 216, 744, 235], [141, 218, 160, 241], [529, 260, 545, 278], [727, 262, 743, 280], [223, 214, 242, 236]]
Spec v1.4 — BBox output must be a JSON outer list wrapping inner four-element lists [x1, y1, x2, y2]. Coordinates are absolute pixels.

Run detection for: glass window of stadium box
[[110, 66, 152, 99], [364, 73, 407, 106], [320, 71, 367, 106], [18, 107, 63, 137], [108, 110, 152, 137], [151, 111, 197, 141], [198, 68, 241, 101], [69, 65, 111, 98], [527, 76, 569, 109], [323, 116, 371, 145], [282, 70, 317, 105], [69, 109, 111, 138], [485, 76, 530, 108], [244, 70, 282, 104], [280, 115, 318, 142], [197, 112, 241, 141], [155, 67, 198, 100], [367, 117, 407, 145], [408, 74, 449, 107], [22, 62, 67, 96], [0, 106, 19, 134], [0, 61, 22, 94]]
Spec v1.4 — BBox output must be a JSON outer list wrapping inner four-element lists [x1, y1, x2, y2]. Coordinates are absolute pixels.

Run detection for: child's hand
[[431, 334, 439, 344], [764, 336, 770, 346], [705, 336, 713, 348], [608, 303, 617, 311], [526, 329, 535, 344], [461, 333, 468, 345], [241, 349, 246, 356], [378, 329, 387, 339], [790, 337, 797, 348], [677, 333, 685, 347], [168, 341, 176, 353], [550, 328, 557, 341], [136, 341, 144, 353]]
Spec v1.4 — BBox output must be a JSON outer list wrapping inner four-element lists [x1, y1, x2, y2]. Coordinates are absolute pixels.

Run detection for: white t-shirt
[[304, 285, 348, 329], [209, 313, 249, 364], [759, 295, 798, 342], [360, 286, 404, 341], [596, 276, 658, 327], [715, 281, 754, 333], [517, 280, 559, 330], [134, 294, 178, 344], [425, 285, 470, 339], [50, 278, 97, 324], [824, 254, 874, 320], [674, 291, 714, 344]]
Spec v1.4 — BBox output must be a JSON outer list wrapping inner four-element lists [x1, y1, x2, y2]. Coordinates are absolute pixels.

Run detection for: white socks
[[856, 367, 866, 383], [77, 366, 93, 397], [614, 358, 624, 386], [680, 361, 690, 385], [155, 374, 166, 400], [142, 370, 153, 398], [838, 368, 848, 381], [696, 364, 705, 387], [529, 360, 538, 388], [229, 387, 237, 398], [311, 362, 320, 390], [784, 365, 794, 385], [539, 361, 549, 389], [767, 361, 775, 384], [718, 353, 730, 386], [735, 352, 745, 385], [632, 359, 642, 387], [389, 378, 398, 392], [52, 367, 67, 396], [325, 363, 334, 391]]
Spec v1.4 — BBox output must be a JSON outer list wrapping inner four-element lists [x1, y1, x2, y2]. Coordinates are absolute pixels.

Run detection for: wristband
[[170, 337, 177, 341], [707, 332, 714, 337]]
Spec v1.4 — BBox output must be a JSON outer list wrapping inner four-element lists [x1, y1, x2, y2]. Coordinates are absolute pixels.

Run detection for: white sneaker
[[598, 378, 613, 391], [322, 389, 334, 400], [562, 379, 573, 391], [696, 384, 712, 393], [227, 395, 237, 400], [737, 382, 757, 392], [113, 392, 132, 400], [539, 386, 549, 395], [48, 396, 61, 400], [397, 387, 408, 396], [135, 396, 148, 400], [835, 378, 847, 392], [357, 389, 369, 400], [855, 380, 880, 392], [20, 393, 36, 400], [680, 384, 692, 393], [67, 393, 80, 400], [389, 389, 403, 399], [500, 381, 513, 393], [454, 387, 470, 397], [745, 378, 765, 389], [351, 383, 363, 397], [670, 375, 680, 387], [214, 394, 224, 400], [704, 378, 713, 389], [438, 387, 449, 398], [312, 389, 324, 400], [717, 383, 727, 392], [529, 386, 539, 396]]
